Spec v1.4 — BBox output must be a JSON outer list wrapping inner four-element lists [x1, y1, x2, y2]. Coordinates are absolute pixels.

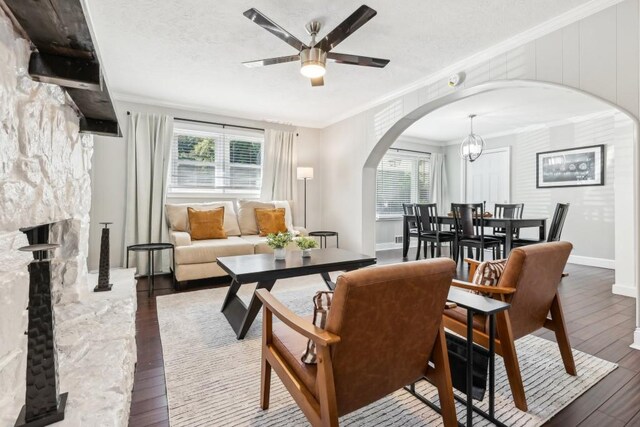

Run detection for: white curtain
[[123, 113, 174, 273], [261, 129, 297, 200], [430, 153, 449, 214]]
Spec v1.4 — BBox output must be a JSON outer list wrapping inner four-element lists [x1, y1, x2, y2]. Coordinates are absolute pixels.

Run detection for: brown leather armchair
[[256, 258, 458, 427], [443, 241, 576, 412]]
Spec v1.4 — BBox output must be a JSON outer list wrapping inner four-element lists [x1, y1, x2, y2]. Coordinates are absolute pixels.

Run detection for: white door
[[465, 147, 510, 212]]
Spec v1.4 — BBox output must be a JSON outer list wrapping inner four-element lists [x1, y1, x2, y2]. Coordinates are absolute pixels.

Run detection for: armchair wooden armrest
[[464, 258, 481, 280], [256, 289, 341, 346], [451, 279, 517, 295]]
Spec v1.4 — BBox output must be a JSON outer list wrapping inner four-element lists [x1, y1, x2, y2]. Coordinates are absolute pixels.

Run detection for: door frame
[[463, 146, 511, 204]]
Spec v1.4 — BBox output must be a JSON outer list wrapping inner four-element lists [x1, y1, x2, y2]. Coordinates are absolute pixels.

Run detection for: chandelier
[[459, 114, 485, 162]]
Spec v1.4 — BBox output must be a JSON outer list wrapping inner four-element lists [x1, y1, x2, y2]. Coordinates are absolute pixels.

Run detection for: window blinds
[[376, 151, 431, 217], [170, 124, 264, 195]]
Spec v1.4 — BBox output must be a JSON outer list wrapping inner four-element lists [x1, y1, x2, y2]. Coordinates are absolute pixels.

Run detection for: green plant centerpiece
[[266, 232, 293, 260], [295, 236, 318, 258]]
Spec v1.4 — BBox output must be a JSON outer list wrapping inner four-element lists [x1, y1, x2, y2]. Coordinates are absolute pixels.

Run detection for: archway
[[361, 79, 640, 348]]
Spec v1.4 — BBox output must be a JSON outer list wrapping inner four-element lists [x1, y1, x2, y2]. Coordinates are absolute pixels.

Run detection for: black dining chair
[[451, 203, 502, 263], [414, 203, 457, 260], [512, 203, 570, 247], [403, 203, 420, 249], [493, 203, 524, 257]]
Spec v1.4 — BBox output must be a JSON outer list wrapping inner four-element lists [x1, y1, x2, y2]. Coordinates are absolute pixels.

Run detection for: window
[[169, 122, 264, 196], [376, 151, 431, 218]]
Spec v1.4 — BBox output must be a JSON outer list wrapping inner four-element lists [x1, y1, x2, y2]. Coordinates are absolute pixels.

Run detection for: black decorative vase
[[95, 222, 113, 292], [16, 244, 67, 427]]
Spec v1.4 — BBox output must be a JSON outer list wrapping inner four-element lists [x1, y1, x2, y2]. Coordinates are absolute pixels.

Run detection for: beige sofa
[[166, 200, 307, 282]]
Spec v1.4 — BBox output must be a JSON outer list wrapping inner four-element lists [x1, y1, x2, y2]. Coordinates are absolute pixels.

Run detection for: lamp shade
[[297, 167, 314, 180]]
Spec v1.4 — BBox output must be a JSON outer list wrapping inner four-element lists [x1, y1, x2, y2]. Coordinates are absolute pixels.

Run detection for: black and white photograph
[[537, 145, 605, 188]]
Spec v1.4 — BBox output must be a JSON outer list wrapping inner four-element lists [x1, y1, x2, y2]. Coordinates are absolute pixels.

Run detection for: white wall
[[88, 101, 323, 270], [375, 137, 443, 248], [445, 112, 633, 267]]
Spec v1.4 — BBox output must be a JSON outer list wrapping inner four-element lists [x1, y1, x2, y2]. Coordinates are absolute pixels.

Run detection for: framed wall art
[[536, 144, 605, 188]]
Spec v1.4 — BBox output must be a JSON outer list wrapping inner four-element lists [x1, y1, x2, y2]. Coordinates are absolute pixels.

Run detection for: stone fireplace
[[0, 6, 135, 427]]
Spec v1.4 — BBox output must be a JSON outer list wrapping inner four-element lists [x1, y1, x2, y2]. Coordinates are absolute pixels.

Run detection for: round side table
[[308, 231, 339, 249], [126, 243, 175, 296]]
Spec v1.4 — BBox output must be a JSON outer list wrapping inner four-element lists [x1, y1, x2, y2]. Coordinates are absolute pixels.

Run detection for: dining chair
[[403, 203, 419, 249], [415, 203, 457, 260], [493, 203, 524, 257], [443, 241, 576, 412], [257, 259, 459, 427], [451, 203, 501, 263], [512, 203, 569, 248]]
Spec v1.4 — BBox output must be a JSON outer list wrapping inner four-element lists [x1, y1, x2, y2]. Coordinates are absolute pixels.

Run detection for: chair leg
[[550, 294, 577, 376], [431, 325, 458, 427], [496, 311, 528, 411], [260, 356, 271, 410], [430, 242, 435, 258], [415, 239, 421, 261]]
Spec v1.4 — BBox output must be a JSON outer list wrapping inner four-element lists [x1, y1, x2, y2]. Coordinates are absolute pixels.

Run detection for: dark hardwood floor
[[129, 248, 639, 426]]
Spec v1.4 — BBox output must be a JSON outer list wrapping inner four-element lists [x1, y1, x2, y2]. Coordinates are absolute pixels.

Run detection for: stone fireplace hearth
[[0, 6, 136, 427]]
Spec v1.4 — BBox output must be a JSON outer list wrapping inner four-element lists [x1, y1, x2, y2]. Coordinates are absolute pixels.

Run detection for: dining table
[[402, 214, 547, 258]]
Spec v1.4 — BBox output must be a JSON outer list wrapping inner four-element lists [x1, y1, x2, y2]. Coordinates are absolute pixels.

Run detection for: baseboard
[[612, 283, 637, 298], [376, 242, 414, 251], [631, 328, 640, 351], [567, 255, 615, 270]]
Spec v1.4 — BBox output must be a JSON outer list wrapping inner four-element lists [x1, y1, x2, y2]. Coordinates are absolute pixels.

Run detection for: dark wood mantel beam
[[29, 52, 102, 91]]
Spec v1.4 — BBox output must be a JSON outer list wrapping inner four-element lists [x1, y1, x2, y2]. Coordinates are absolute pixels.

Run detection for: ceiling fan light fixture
[[300, 48, 327, 78]]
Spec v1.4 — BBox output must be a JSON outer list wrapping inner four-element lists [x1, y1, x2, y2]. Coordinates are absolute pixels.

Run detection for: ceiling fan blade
[[310, 76, 324, 87], [327, 52, 389, 68], [243, 55, 300, 68], [243, 8, 308, 52], [315, 5, 377, 52]]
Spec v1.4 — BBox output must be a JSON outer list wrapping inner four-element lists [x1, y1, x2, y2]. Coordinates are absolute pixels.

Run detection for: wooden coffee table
[[218, 248, 376, 339]]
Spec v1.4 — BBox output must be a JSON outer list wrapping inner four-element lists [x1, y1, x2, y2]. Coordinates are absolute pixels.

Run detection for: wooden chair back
[[497, 241, 573, 338], [403, 203, 418, 230], [547, 203, 570, 242], [451, 203, 484, 238], [494, 203, 524, 236], [324, 258, 456, 415], [415, 203, 440, 233]]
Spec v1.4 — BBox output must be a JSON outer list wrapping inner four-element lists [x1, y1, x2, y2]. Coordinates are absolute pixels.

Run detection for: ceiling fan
[[242, 5, 390, 87]]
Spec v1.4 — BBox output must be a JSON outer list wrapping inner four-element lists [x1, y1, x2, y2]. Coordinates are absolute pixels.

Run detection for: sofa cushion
[[237, 200, 275, 235], [166, 201, 241, 236], [255, 208, 288, 236], [188, 207, 227, 240], [240, 235, 299, 254], [174, 236, 254, 265]]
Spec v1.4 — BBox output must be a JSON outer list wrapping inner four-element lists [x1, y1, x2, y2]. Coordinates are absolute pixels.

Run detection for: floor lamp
[[297, 167, 314, 228]]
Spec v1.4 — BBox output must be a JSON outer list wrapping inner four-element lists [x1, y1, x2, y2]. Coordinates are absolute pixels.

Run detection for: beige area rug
[[156, 274, 617, 426]]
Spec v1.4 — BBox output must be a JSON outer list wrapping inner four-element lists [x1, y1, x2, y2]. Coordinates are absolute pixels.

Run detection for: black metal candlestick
[[16, 243, 67, 427], [95, 222, 113, 292]]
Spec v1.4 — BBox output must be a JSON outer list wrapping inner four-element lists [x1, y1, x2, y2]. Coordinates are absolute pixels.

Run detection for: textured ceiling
[[85, 0, 592, 127], [403, 86, 615, 142]]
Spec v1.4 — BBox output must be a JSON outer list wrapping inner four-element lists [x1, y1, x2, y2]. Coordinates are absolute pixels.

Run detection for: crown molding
[[324, 0, 626, 128]]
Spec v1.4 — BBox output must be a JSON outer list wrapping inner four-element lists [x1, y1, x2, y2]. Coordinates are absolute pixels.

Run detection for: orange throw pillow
[[187, 207, 227, 240], [255, 208, 287, 237]]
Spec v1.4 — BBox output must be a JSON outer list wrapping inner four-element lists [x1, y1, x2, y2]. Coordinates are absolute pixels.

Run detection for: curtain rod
[[389, 147, 431, 155], [126, 111, 264, 132]]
